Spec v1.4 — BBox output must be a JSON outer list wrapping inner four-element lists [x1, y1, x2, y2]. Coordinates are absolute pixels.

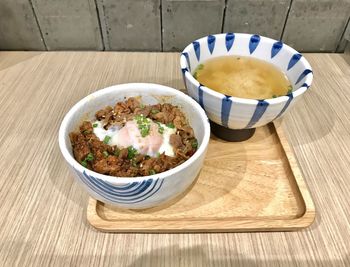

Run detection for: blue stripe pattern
[[76, 170, 164, 204], [275, 94, 294, 119], [271, 41, 283, 58], [245, 100, 269, 128], [302, 83, 310, 89], [207, 35, 216, 54], [287, 53, 302, 70], [198, 85, 205, 110], [249, 35, 260, 54], [181, 68, 188, 86], [225, 33, 235, 51], [193, 41, 200, 61], [295, 69, 312, 85], [221, 95, 232, 127], [182, 52, 191, 71]]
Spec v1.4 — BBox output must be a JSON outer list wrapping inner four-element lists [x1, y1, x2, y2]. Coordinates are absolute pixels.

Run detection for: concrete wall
[[0, 0, 349, 52]]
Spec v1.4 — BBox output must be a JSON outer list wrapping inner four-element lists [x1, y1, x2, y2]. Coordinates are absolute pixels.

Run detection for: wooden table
[[0, 52, 349, 266]]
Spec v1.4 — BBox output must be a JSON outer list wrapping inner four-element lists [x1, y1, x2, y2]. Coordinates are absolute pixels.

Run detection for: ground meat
[[69, 98, 198, 177], [170, 134, 184, 149]]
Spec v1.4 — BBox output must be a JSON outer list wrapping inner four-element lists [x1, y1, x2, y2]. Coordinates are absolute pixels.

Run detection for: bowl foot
[[210, 121, 255, 142]]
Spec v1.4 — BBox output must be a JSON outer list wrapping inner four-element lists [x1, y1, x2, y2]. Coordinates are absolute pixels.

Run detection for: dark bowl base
[[210, 121, 256, 142]]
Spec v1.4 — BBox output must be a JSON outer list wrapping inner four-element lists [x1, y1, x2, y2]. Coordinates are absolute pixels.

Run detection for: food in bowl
[[193, 55, 292, 100], [69, 97, 198, 177], [58, 83, 210, 209], [181, 33, 313, 130]]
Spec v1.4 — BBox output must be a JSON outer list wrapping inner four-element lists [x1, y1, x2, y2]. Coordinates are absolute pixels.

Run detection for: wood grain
[[87, 123, 315, 232], [0, 52, 349, 266]]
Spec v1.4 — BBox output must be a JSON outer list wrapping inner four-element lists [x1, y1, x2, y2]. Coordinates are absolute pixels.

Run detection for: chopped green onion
[[92, 123, 98, 128], [166, 122, 175, 128], [197, 64, 204, 70], [191, 139, 198, 149], [145, 155, 151, 160], [158, 126, 164, 134], [149, 170, 156, 175], [83, 130, 91, 134], [287, 85, 293, 94], [193, 72, 198, 79], [140, 103, 145, 109], [127, 146, 138, 159], [114, 148, 120, 156], [151, 109, 159, 114], [81, 160, 88, 167], [156, 152, 160, 158], [136, 114, 151, 137], [131, 161, 137, 167], [135, 114, 142, 121], [102, 151, 109, 158], [103, 135, 111, 144], [139, 124, 151, 137], [85, 153, 94, 161], [272, 95, 277, 98]]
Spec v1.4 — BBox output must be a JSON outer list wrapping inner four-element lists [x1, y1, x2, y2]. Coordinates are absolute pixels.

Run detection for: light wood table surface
[[0, 52, 349, 266]]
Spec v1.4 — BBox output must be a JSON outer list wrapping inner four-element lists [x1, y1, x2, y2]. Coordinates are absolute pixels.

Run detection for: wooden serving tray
[[87, 121, 315, 232]]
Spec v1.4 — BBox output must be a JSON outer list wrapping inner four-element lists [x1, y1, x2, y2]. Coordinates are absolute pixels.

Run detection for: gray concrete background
[[0, 0, 349, 52]]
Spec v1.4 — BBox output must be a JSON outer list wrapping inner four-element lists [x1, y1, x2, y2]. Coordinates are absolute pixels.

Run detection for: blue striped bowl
[[59, 83, 210, 209], [180, 33, 313, 129]]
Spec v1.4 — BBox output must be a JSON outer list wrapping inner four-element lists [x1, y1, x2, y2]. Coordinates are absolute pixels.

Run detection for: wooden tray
[[87, 122, 315, 232]]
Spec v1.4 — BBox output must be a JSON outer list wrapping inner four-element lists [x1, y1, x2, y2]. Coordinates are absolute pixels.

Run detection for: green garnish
[[102, 151, 109, 158], [151, 109, 159, 114], [81, 160, 88, 167], [114, 148, 120, 156], [166, 122, 175, 128], [193, 72, 198, 79], [191, 139, 198, 149], [139, 124, 151, 137], [83, 130, 91, 134], [156, 152, 160, 158], [135, 114, 151, 137], [127, 146, 138, 159], [135, 114, 148, 123], [287, 85, 293, 94], [85, 153, 94, 162], [145, 155, 151, 160], [131, 160, 137, 167], [149, 170, 156, 175], [103, 135, 111, 144], [158, 125, 164, 134], [272, 95, 277, 98], [140, 103, 145, 109], [92, 123, 98, 128], [197, 64, 204, 70]]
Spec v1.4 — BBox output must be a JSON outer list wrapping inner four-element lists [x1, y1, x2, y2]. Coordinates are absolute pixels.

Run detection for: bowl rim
[[58, 83, 211, 183], [180, 32, 313, 105]]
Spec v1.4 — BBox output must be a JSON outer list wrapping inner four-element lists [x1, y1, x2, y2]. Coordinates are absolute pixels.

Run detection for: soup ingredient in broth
[[194, 56, 292, 99]]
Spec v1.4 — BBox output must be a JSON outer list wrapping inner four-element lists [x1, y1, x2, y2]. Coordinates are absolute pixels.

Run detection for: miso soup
[[193, 56, 292, 99]]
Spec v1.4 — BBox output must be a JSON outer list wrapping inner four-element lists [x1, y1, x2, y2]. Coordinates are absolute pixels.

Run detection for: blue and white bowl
[[180, 33, 313, 129], [58, 83, 210, 209]]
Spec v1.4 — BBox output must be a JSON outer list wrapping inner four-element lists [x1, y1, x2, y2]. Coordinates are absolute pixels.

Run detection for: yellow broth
[[194, 56, 292, 99]]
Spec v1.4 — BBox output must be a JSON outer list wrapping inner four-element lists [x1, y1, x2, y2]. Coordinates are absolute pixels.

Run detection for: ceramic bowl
[[180, 33, 313, 129], [58, 83, 210, 209]]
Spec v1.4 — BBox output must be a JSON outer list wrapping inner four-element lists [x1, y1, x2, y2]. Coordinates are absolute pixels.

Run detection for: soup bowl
[[58, 83, 210, 209], [180, 33, 313, 137]]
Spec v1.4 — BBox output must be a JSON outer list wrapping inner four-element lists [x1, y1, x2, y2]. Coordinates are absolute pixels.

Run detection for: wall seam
[[28, 0, 47, 50], [280, 0, 294, 41], [221, 0, 228, 33], [94, 0, 106, 51], [160, 0, 164, 51]]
